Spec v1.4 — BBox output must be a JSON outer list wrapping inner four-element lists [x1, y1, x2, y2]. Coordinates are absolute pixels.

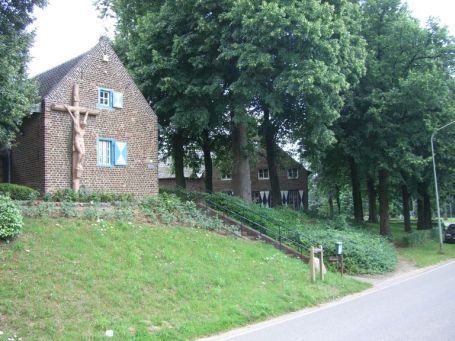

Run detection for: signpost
[[431, 120, 455, 254]]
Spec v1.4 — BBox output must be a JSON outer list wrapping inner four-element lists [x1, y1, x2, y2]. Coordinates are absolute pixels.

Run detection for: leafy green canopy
[[0, 0, 46, 148], [318, 0, 455, 207], [352, 1, 455, 177], [100, 0, 366, 156]]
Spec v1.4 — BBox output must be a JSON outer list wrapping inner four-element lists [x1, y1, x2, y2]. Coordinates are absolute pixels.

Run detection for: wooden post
[[309, 247, 315, 283], [341, 255, 344, 276], [319, 245, 324, 281]]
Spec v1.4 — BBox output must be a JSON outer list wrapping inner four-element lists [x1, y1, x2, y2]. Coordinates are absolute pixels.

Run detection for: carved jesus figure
[[51, 83, 100, 192], [64, 105, 89, 176]]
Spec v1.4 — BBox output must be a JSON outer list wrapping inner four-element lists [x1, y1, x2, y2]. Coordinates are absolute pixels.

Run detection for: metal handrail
[[171, 188, 307, 256], [204, 198, 306, 256]]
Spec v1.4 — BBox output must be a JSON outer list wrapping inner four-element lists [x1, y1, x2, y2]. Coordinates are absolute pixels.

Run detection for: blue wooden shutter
[[114, 141, 128, 166], [112, 91, 124, 108]]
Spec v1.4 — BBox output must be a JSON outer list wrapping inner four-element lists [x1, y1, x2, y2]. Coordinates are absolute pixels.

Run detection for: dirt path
[[351, 256, 418, 286]]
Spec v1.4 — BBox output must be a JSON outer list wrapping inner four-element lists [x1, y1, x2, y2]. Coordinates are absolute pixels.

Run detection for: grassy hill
[[0, 217, 368, 341], [203, 192, 397, 274]]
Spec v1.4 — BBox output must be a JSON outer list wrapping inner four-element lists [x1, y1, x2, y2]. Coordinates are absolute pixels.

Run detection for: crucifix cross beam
[[51, 83, 100, 116], [51, 83, 101, 192], [51, 103, 100, 115]]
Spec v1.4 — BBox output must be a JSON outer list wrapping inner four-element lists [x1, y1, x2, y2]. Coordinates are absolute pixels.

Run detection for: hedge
[[0, 183, 39, 200]]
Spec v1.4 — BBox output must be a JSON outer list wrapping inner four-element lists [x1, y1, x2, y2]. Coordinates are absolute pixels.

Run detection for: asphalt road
[[204, 260, 455, 341]]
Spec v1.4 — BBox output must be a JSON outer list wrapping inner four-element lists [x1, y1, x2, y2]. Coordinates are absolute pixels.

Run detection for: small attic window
[[98, 88, 124, 109], [98, 88, 111, 108], [102, 54, 110, 62]]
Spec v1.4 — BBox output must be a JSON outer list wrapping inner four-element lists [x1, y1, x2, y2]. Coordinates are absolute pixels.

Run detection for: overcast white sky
[[28, 0, 455, 77]]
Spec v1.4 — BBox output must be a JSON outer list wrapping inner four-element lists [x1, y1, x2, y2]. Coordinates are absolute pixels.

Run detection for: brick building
[[212, 149, 310, 209], [158, 162, 204, 192], [158, 149, 310, 209], [1, 37, 159, 197]]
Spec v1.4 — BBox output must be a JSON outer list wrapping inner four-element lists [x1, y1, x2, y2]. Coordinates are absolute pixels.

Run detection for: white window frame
[[287, 168, 299, 179], [98, 88, 112, 109], [97, 139, 113, 167], [221, 172, 232, 181], [258, 168, 269, 180]]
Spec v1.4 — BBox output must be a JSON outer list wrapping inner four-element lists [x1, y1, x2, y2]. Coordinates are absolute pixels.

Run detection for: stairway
[[198, 202, 309, 262]]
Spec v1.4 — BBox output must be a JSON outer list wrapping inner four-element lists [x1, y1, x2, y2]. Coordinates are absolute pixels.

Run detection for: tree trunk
[[417, 197, 424, 230], [417, 182, 432, 229], [423, 191, 432, 229], [367, 176, 378, 223], [172, 132, 186, 189], [262, 108, 281, 207], [335, 184, 341, 214], [350, 158, 364, 223], [378, 168, 391, 237], [328, 195, 334, 217], [232, 113, 251, 201], [401, 184, 411, 232], [202, 129, 213, 193]]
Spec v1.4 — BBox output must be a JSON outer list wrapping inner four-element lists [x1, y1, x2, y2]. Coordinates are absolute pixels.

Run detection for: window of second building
[[287, 168, 299, 179], [221, 171, 232, 180], [258, 168, 269, 179]]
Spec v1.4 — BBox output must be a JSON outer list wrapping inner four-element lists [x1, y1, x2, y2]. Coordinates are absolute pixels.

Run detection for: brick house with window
[[2, 37, 159, 196], [158, 148, 310, 209], [212, 149, 310, 209]]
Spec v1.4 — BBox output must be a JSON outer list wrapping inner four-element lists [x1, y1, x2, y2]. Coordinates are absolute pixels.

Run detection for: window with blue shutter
[[114, 141, 128, 166], [97, 138, 128, 167], [112, 91, 124, 108], [97, 88, 124, 109], [97, 138, 114, 167], [98, 88, 112, 109]]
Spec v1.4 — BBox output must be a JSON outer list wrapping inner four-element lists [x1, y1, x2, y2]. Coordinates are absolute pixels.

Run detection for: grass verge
[[367, 220, 455, 268], [0, 218, 368, 340]]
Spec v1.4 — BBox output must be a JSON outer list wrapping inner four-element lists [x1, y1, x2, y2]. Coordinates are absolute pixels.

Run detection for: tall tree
[[100, 0, 230, 190], [0, 0, 46, 147], [337, 0, 454, 235], [101, 0, 366, 203], [366, 176, 378, 223], [219, 0, 366, 205]]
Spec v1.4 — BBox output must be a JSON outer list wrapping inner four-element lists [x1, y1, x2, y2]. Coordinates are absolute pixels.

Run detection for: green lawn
[[399, 240, 455, 267], [0, 218, 368, 341], [367, 220, 455, 268]]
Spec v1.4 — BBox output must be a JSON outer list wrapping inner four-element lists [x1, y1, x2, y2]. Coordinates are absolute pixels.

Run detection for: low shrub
[[0, 195, 24, 239], [45, 189, 135, 203], [142, 193, 239, 234], [61, 201, 77, 218], [292, 227, 397, 273], [0, 183, 39, 201], [205, 192, 397, 274], [21, 201, 57, 218]]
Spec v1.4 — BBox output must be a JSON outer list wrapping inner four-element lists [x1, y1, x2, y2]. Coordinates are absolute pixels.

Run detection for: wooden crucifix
[[51, 84, 100, 192]]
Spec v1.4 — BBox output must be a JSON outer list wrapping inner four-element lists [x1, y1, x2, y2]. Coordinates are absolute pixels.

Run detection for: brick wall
[[42, 39, 158, 197], [11, 113, 45, 191]]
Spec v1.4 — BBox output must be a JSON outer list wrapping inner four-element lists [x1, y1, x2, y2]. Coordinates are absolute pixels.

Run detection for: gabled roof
[[158, 162, 203, 179], [34, 52, 88, 98]]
